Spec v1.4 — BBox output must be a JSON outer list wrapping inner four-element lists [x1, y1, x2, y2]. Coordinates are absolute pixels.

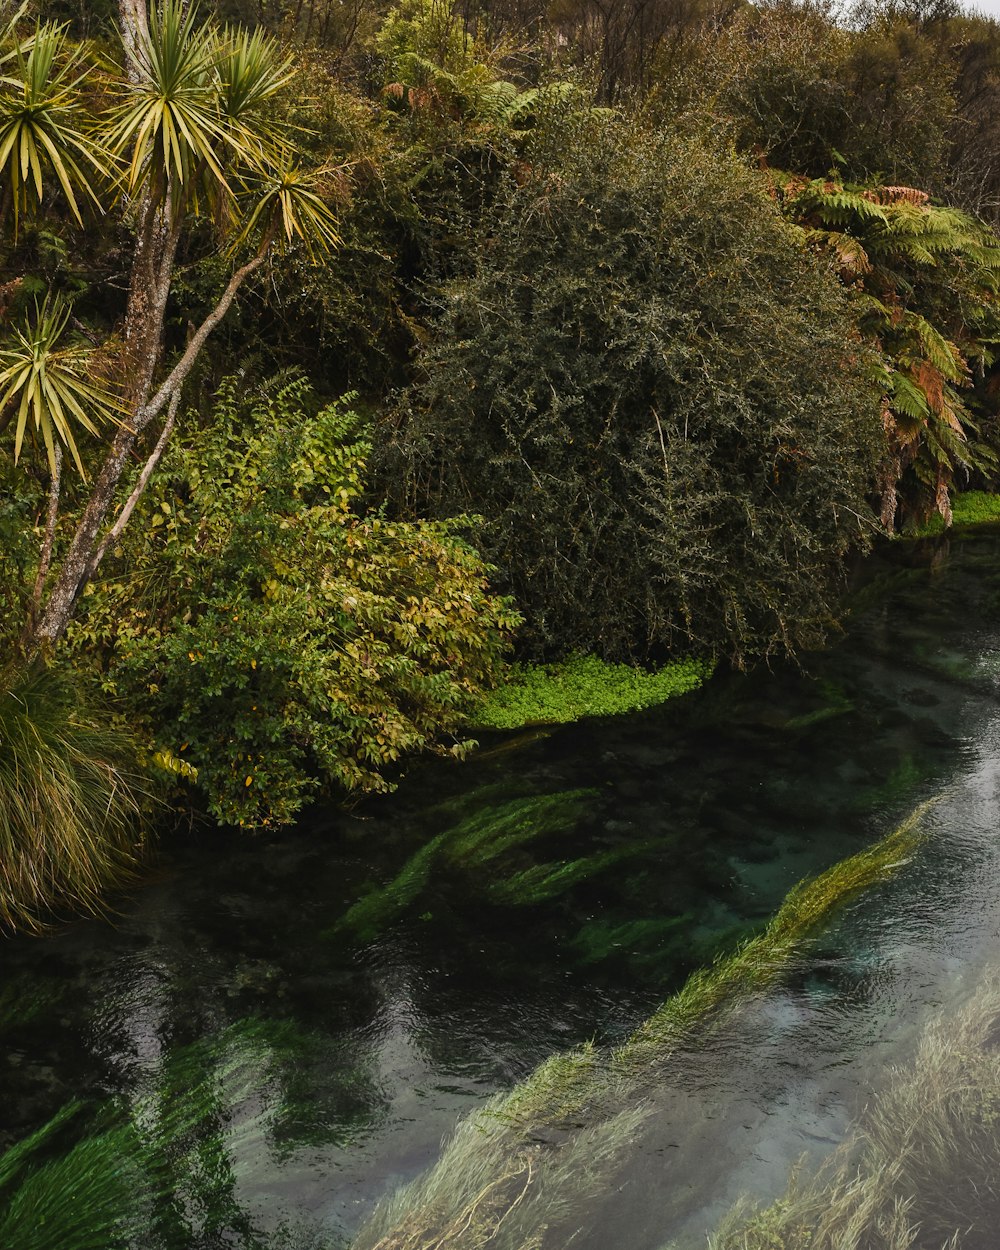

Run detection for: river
[[2, 532, 1000, 1248]]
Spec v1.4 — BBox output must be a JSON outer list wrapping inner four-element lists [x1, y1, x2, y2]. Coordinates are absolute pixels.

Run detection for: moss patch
[[473, 654, 713, 731], [907, 490, 1000, 537]]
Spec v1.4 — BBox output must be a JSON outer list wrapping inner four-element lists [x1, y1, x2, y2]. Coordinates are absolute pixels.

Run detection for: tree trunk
[[32, 242, 274, 648]]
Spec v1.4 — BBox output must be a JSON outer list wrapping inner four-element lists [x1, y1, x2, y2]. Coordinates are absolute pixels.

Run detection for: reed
[[708, 971, 1000, 1250]]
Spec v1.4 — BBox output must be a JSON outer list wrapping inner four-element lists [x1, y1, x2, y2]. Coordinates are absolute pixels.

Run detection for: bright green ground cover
[[908, 490, 1000, 537], [473, 654, 713, 731]]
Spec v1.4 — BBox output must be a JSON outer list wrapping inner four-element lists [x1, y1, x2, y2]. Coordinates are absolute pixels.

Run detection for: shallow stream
[[4, 534, 1000, 1247]]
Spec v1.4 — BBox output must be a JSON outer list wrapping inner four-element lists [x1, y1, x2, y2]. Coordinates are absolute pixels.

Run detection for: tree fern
[[778, 171, 1000, 527]]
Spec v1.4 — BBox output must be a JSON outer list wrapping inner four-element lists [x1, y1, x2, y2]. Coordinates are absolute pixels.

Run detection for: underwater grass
[[335, 789, 599, 940], [0, 1016, 327, 1250], [707, 968, 1000, 1250], [473, 654, 712, 731], [350, 803, 932, 1250], [0, 663, 150, 931]]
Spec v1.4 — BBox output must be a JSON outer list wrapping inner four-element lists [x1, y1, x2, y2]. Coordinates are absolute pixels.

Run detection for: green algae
[[473, 654, 713, 731], [350, 801, 933, 1250]]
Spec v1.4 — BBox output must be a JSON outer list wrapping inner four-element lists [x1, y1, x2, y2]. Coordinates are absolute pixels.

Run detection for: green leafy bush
[[473, 653, 712, 730], [381, 117, 885, 663], [69, 375, 519, 828]]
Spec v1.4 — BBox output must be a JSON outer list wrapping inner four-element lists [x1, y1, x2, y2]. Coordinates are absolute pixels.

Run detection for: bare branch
[[87, 388, 181, 581], [29, 443, 63, 624]]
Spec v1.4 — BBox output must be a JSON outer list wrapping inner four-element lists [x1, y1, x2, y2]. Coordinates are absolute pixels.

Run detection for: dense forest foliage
[[3, 0, 1000, 919]]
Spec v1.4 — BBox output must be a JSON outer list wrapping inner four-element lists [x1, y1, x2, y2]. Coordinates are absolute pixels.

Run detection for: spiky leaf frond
[[0, 21, 106, 230], [0, 296, 121, 478], [233, 152, 341, 259], [108, 0, 231, 196], [214, 25, 294, 145]]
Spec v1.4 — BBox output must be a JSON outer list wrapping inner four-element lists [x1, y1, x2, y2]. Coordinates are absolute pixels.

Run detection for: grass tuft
[[709, 968, 1000, 1250], [0, 662, 149, 931]]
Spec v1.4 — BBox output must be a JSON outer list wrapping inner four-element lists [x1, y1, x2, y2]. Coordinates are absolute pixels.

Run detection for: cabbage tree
[[0, 1, 340, 650]]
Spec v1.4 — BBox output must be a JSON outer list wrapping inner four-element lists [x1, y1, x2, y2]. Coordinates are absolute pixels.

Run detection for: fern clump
[[776, 175, 1000, 531]]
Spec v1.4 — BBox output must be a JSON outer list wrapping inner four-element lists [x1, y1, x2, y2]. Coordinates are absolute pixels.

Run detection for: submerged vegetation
[[351, 802, 931, 1250], [0, 1016, 330, 1250], [710, 970, 1000, 1250], [336, 788, 599, 939]]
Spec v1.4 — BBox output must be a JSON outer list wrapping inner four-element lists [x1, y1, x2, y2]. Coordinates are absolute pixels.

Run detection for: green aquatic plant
[[485, 841, 656, 906], [336, 833, 446, 942], [350, 803, 931, 1250], [473, 654, 712, 731], [442, 791, 598, 867], [851, 754, 928, 814], [336, 789, 598, 940], [0, 1015, 334, 1250], [0, 663, 149, 931], [0, 1103, 142, 1250], [907, 489, 1000, 537], [784, 679, 854, 731], [570, 914, 697, 968], [0, 972, 66, 1033], [708, 969, 1000, 1250]]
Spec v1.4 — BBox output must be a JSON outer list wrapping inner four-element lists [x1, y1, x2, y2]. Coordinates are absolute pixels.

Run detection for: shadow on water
[[3, 534, 1000, 1246]]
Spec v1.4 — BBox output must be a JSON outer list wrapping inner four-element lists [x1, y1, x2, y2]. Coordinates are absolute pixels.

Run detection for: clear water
[[3, 533, 1000, 1247]]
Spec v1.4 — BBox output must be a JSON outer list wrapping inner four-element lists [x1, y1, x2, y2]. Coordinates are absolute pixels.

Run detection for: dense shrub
[[704, 1, 955, 190], [381, 118, 885, 662], [69, 376, 519, 828]]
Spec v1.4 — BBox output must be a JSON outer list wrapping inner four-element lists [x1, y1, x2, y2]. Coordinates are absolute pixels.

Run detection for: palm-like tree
[[0, 18, 106, 234], [0, 294, 120, 477], [0, 0, 342, 649]]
